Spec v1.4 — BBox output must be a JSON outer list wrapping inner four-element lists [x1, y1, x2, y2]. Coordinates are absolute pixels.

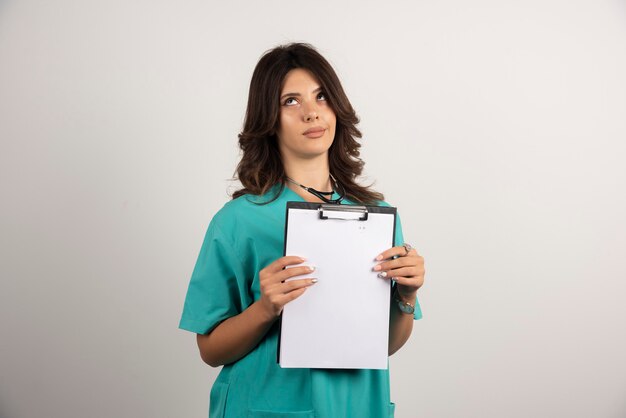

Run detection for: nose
[[302, 101, 319, 122]]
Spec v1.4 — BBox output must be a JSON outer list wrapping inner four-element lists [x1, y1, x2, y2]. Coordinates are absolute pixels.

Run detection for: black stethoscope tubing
[[286, 174, 345, 204]]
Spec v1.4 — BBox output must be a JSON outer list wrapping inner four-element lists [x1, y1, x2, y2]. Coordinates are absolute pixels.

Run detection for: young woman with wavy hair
[[180, 43, 425, 418]]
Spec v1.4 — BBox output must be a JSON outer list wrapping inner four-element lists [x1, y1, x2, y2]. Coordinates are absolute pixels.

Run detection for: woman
[[179, 43, 425, 418]]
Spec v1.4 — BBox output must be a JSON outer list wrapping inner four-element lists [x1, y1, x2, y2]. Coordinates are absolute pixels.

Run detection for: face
[[276, 68, 337, 163]]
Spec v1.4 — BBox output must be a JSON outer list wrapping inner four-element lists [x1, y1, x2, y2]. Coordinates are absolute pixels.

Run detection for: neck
[[283, 155, 332, 191]]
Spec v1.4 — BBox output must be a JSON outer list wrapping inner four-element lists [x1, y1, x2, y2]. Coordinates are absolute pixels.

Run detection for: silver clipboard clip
[[319, 204, 368, 221]]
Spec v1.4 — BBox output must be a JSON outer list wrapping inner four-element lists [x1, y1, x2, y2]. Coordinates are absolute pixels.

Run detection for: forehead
[[281, 68, 321, 93]]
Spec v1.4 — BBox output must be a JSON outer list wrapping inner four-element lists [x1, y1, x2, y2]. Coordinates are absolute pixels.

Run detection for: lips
[[303, 127, 326, 138]]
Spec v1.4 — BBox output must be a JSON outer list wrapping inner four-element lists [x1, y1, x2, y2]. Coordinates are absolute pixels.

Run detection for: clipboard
[[278, 202, 397, 369]]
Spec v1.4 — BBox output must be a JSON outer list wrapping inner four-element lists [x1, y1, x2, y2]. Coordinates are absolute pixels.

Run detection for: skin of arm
[[196, 300, 277, 367], [198, 247, 423, 365], [198, 286, 419, 365], [388, 290, 418, 355], [196, 256, 316, 367], [375, 246, 425, 355]]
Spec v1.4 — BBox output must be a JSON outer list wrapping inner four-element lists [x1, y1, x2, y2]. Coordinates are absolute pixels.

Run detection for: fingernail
[[308, 265, 316, 272], [311, 278, 318, 284], [376, 254, 383, 261], [377, 272, 387, 278], [373, 265, 381, 271]]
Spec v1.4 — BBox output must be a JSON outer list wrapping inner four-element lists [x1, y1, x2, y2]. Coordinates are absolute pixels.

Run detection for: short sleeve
[[179, 220, 247, 334], [394, 212, 423, 320]]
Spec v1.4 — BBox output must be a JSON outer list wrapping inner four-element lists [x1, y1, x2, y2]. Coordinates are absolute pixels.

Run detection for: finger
[[375, 246, 409, 261], [373, 256, 417, 272], [277, 286, 308, 306], [390, 276, 424, 289], [270, 256, 306, 272], [378, 266, 420, 279], [275, 278, 317, 294], [276, 265, 316, 282], [264, 279, 315, 309], [262, 266, 316, 293]]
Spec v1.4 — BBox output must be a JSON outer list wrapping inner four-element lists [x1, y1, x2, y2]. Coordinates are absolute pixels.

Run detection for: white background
[[1, 1, 625, 417]]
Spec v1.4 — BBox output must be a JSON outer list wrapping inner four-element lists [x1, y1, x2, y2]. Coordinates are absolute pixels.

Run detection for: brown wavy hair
[[232, 43, 384, 205]]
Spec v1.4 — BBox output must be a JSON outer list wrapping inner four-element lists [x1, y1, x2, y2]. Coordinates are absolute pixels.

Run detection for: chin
[[281, 136, 334, 160], [298, 151, 330, 160], [302, 142, 333, 157]]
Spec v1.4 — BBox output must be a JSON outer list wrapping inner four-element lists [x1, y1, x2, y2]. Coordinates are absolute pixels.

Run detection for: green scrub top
[[179, 184, 422, 418]]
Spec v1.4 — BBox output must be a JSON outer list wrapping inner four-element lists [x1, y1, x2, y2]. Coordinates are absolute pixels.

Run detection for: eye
[[317, 92, 327, 101], [283, 97, 298, 106]]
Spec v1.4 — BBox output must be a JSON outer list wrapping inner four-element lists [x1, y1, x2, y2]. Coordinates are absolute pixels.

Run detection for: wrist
[[254, 300, 281, 324], [395, 286, 417, 303], [393, 287, 416, 315]]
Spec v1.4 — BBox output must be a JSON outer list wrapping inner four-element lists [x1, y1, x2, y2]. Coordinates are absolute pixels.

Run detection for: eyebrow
[[280, 86, 322, 101]]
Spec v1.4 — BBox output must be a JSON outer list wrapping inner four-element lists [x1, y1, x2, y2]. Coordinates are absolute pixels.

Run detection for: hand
[[258, 256, 317, 319], [373, 245, 425, 300]]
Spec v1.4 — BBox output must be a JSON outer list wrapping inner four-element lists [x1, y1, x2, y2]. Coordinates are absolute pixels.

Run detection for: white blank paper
[[279, 205, 395, 369]]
